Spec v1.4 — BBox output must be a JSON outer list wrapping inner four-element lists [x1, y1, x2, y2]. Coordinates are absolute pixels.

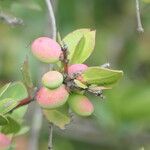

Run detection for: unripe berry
[[36, 85, 69, 109], [68, 93, 94, 116], [68, 64, 88, 77], [31, 37, 62, 63], [42, 71, 63, 89], [0, 133, 11, 149]]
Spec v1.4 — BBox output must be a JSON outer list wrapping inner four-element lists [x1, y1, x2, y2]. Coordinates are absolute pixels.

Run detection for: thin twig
[[44, 0, 57, 150], [45, 0, 57, 40], [135, 0, 144, 33], [48, 123, 54, 150], [0, 11, 24, 26], [28, 106, 43, 150]]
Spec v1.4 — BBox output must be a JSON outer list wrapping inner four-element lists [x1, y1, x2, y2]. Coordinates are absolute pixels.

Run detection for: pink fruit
[[68, 64, 88, 77], [68, 93, 94, 116], [0, 133, 11, 149], [36, 85, 69, 109], [31, 37, 62, 63], [42, 71, 63, 89]]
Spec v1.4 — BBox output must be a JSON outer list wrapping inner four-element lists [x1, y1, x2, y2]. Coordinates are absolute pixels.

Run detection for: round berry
[[36, 85, 69, 109], [42, 71, 63, 89], [68, 64, 88, 77], [31, 37, 62, 63], [68, 93, 94, 116]]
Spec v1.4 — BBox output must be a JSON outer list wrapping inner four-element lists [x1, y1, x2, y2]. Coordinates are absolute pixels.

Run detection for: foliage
[[0, 0, 150, 149], [0, 28, 123, 148]]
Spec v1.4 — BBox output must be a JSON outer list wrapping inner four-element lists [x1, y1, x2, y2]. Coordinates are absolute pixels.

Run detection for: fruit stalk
[[60, 43, 69, 74]]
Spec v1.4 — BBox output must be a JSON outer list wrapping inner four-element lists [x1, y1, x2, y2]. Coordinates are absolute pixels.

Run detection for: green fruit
[[68, 93, 94, 116], [42, 71, 63, 89]]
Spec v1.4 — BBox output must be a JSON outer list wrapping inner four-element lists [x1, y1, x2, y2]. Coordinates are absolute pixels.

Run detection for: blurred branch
[[135, 0, 144, 33], [44, 1, 57, 149], [0, 11, 24, 26], [45, 0, 56, 40], [48, 123, 53, 150], [28, 106, 43, 150]]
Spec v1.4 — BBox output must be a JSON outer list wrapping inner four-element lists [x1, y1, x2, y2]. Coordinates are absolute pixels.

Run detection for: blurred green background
[[0, 0, 150, 150]]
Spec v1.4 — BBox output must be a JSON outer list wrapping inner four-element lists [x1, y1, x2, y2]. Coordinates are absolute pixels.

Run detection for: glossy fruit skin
[[68, 64, 88, 77], [42, 71, 63, 89], [68, 93, 94, 116], [31, 37, 62, 63], [36, 85, 69, 109], [0, 133, 11, 149]]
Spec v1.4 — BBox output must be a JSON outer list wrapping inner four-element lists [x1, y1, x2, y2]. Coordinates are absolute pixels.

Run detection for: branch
[[0, 11, 24, 26], [44, 1, 57, 150], [60, 43, 69, 74], [45, 0, 57, 40], [135, 0, 144, 33], [5, 96, 34, 115], [48, 123, 53, 150], [15, 97, 33, 108]]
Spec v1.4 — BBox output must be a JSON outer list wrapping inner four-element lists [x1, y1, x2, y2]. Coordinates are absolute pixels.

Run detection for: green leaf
[[0, 83, 11, 98], [0, 82, 28, 102], [81, 67, 123, 87], [43, 106, 70, 129], [1, 116, 21, 134], [0, 114, 9, 126], [0, 98, 19, 114], [74, 79, 88, 89], [21, 58, 34, 96], [11, 105, 28, 119], [63, 28, 96, 64], [15, 126, 29, 136]]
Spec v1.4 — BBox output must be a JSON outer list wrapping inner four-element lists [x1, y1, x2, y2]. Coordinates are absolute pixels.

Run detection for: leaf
[[0, 98, 19, 114], [0, 83, 11, 98], [15, 126, 30, 136], [43, 106, 70, 129], [1, 116, 21, 134], [0, 114, 9, 126], [0, 82, 28, 102], [63, 29, 96, 64], [81, 67, 123, 87], [74, 79, 88, 89], [21, 58, 34, 96], [11, 105, 28, 119]]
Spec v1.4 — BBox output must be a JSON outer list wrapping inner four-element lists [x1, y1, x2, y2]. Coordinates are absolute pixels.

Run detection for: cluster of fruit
[[31, 37, 94, 116]]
